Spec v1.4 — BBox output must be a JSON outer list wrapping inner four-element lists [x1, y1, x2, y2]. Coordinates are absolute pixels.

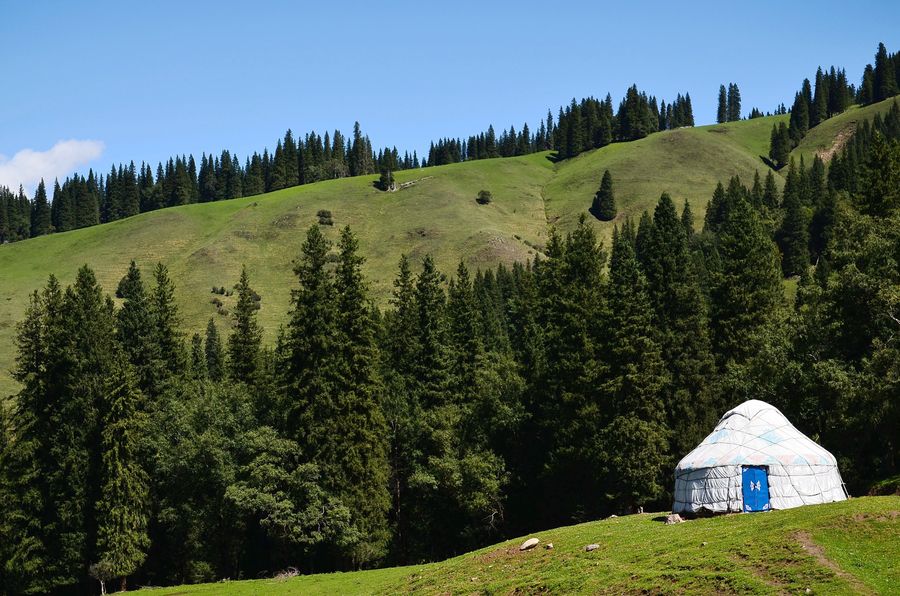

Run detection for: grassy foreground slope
[[143, 496, 899, 595], [3, 109, 869, 397]]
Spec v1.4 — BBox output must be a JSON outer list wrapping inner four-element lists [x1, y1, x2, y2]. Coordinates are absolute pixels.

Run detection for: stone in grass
[[544, 543, 554, 550], [585, 544, 600, 552], [519, 538, 540, 551], [665, 513, 684, 525]]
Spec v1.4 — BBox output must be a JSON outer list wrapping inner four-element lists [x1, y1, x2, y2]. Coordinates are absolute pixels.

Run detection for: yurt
[[673, 399, 848, 514]]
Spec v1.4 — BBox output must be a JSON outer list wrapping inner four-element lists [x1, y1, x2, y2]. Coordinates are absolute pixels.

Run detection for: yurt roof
[[675, 399, 838, 473]]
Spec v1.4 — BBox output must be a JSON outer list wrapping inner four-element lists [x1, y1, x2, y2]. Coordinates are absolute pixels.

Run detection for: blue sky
[[2, 0, 899, 194]]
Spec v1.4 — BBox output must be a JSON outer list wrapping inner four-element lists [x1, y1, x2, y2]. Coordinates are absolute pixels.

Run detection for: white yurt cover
[[673, 399, 847, 513]]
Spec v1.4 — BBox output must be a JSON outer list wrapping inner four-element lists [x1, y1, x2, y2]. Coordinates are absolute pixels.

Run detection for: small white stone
[[585, 544, 600, 552], [519, 538, 540, 551]]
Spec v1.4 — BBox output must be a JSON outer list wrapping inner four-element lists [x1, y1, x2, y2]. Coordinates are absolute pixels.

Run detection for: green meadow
[[2, 99, 897, 397], [141, 496, 900, 595]]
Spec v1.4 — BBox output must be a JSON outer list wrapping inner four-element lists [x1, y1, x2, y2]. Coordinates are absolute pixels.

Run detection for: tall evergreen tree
[[150, 263, 186, 377], [205, 318, 225, 382], [601, 227, 669, 510], [727, 83, 741, 121], [30, 179, 51, 237], [710, 194, 783, 366], [332, 226, 391, 563], [116, 261, 163, 395], [227, 266, 262, 386], [592, 169, 616, 221], [93, 353, 149, 593], [642, 194, 717, 455], [716, 85, 728, 123]]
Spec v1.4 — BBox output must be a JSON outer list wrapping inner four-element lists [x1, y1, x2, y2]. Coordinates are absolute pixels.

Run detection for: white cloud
[[0, 139, 105, 197]]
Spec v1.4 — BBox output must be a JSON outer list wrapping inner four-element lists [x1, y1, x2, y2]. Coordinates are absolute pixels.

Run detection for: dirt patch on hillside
[[271, 212, 300, 229], [470, 233, 531, 264], [406, 227, 441, 240], [852, 510, 900, 522], [793, 531, 872, 594], [816, 125, 855, 162], [474, 546, 522, 564]]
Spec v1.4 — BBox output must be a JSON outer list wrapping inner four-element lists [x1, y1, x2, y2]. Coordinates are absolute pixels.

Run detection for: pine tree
[[592, 169, 616, 220], [532, 217, 607, 521], [812, 68, 829, 127], [150, 263, 185, 377], [602, 227, 669, 510], [642, 194, 717, 453], [769, 122, 791, 168], [205, 318, 225, 382], [227, 266, 262, 385], [681, 199, 694, 237], [763, 170, 780, 209], [710, 194, 783, 366], [2, 287, 56, 593], [716, 85, 728, 123], [283, 224, 337, 435], [789, 92, 809, 143], [116, 261, 163, 395], [30, 179, 51, 237], [874, 42, 899, 102], [332, 226, 390, 563], [860, 64, 875, 104], [189, 333, 206, 379], [727, 83, 741, 121], [703, 182, 728, 234], [93, 354, 149, 593]]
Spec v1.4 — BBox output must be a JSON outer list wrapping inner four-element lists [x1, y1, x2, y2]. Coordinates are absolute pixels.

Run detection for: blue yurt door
[[742, 466, 770, 512]]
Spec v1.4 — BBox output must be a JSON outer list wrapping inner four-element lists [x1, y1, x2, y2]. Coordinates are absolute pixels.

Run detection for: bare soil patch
[[816, 125, 855, 162], [793, 531, 872, 595]]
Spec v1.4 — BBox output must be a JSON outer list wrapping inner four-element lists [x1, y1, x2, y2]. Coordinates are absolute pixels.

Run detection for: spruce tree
[[681, 199, 694, 237], [602, 227, 669, 510], [592, 169, 616, 221], [30, 179, 51, 237], [642, 194, 717, 451], [227, 266, 262, 385], [205, 318, 225, 382], [789, 92, 809, 143], [716, 85, 728, 123], [93, 354, 149, 593], [2, 287, 56, 593], [332, 226, 390, 563], [727, 83, 741, 121], [150, 263, 185, 377], [812, 68, 829, 127], [874, 42, 899, 101], [116, 261, 162, 395], [532, 217, 607, 521], [710, 194, 783, 366], [763, 170, 780, 209], [189, 333, 207, 379], [283, 224, 337, 436]]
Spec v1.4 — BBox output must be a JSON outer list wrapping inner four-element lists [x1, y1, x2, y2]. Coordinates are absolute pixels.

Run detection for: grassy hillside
[[140, 496, 899, 595], [0, 108, 875, 397], [791, 97, 900, 164], [543, 114, 787, 233]]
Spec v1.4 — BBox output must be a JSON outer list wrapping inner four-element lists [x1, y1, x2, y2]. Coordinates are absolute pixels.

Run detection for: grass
[[138, 496, 900, 595], [0, 108, 874, 397], [543, 114, 788, 241], [791, 97, 900, 165]]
